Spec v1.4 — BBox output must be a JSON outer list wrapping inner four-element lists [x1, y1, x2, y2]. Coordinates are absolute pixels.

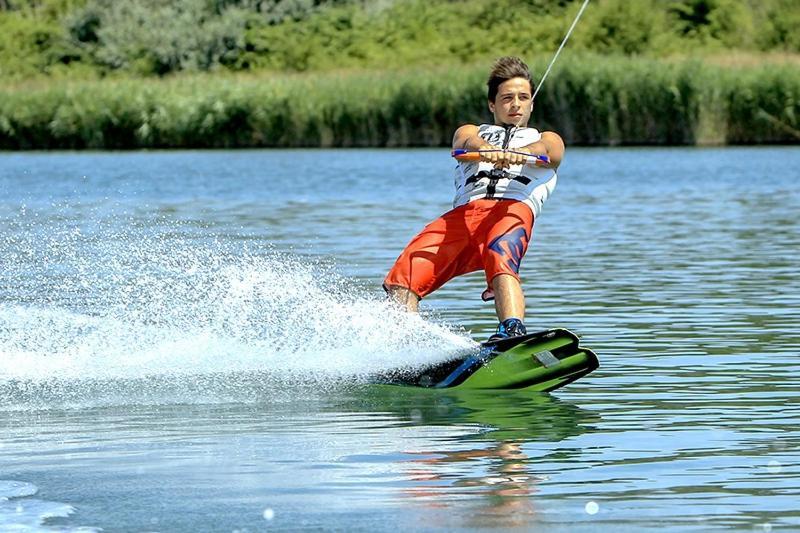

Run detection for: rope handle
[[451, 149, 550, 166]]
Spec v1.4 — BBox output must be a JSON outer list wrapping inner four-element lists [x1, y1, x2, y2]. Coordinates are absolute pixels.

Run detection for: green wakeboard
[[376, 328, 598, 392]]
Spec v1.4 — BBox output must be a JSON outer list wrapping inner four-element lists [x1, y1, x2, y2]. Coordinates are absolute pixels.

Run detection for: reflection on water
[[1, 147, 799, 531], [1, 390, 596, 532], [402, 441, 537, 529], [350, 388, 595, 530]]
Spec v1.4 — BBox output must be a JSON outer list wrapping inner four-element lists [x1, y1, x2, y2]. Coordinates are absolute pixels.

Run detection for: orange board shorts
[[383, 198, 534, 301]]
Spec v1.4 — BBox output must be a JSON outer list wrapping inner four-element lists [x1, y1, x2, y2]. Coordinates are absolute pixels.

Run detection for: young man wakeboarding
[[383, 56, 565, 341]]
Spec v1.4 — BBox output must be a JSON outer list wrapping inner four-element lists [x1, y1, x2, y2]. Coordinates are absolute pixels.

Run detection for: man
[[383, 56, 564, 341]]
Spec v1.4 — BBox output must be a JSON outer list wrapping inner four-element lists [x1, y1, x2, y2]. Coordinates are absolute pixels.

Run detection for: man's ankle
[[488, 318, 527, 341]]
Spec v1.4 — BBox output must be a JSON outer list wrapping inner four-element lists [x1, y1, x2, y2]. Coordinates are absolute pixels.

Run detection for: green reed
[[1, 57, 798, 149]]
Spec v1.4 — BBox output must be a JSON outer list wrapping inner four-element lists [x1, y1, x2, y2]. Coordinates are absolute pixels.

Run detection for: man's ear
[[488, 100, 495, 113]]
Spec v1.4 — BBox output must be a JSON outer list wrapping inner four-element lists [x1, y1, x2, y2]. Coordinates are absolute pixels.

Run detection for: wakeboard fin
[[376, 328, 598, 392]]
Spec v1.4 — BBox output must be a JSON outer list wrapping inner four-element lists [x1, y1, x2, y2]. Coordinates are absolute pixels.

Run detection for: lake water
[[1, 147, 799, 532]]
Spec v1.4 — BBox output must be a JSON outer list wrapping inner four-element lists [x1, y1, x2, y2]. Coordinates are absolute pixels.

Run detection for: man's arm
[[520, 131, 565, 169], [453, 124, 491, 151]]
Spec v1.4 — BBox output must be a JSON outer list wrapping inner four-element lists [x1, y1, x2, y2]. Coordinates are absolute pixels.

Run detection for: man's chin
[[505, 117, 528, 126]]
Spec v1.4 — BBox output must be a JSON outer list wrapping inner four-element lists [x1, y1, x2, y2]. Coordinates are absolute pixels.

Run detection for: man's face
[[489, 77, 533, 127]]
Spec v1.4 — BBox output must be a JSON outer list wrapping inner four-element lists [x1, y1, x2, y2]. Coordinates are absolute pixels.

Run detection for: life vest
[[453, 124, 558, 218]]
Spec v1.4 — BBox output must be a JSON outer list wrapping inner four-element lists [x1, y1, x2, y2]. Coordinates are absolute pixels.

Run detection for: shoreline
[[2, 58, 799, 149]]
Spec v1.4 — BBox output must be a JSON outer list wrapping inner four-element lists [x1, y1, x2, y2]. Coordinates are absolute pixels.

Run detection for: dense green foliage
[[2, 57, 798, 149], [2, 0, 798, 147], [1, 0, 799, 79]]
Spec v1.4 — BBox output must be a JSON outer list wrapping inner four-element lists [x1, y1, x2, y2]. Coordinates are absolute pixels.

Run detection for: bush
[[3, 0, 800, 78], [0, 12, 67, 78], [65, 0, 253, 75]]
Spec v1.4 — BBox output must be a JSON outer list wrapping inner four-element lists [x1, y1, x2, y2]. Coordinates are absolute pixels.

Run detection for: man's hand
[[506, 146, 531, 167], [454, 124, 555, 169], [479, 145, 531, 169]]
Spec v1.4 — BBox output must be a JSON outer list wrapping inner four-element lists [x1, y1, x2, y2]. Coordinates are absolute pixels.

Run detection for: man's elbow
[[542, 132, 565, 168]]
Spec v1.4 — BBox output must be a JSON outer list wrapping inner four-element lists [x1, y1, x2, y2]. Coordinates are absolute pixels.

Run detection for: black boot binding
[[487, 318, 527, 342]]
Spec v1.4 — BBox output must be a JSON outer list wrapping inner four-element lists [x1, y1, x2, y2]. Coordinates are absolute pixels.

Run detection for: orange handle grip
[[451, 150, 481, 162], [450, 149, 550, 166]]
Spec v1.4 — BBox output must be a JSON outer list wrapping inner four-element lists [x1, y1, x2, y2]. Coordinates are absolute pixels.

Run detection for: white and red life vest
[[453, 124, 558, 218]]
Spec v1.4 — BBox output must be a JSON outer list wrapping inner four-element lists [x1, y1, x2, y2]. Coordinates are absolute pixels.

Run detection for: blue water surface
[[1, 146, 799, 531]]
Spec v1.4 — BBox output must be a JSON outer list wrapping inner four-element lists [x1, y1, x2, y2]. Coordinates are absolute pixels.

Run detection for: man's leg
[[492, 273, 525, 322], [385, 285, 421, 313], [384, 205, 474, 311], [479, 201, 534, 341]]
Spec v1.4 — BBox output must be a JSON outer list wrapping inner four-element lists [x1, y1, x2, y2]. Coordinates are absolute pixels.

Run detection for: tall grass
[[1, 57, 798, 149]]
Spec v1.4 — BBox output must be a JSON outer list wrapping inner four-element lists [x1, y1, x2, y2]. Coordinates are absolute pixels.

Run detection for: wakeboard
[[376, 328, 598, 392]]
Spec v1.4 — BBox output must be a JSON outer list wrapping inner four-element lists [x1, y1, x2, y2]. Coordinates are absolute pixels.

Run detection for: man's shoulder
[[455, 123, 481, 133], [540, 130, 565, 144]]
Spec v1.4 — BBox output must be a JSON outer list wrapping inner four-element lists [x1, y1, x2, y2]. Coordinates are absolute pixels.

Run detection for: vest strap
[[465, 170, 532, 187]]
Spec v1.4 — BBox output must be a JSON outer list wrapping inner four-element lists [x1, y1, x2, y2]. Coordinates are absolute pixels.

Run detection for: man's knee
[[383, 284, 421, 311]]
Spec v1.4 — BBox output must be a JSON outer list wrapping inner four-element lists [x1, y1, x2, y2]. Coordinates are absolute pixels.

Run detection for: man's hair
[[487, 56, 534, 102]]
